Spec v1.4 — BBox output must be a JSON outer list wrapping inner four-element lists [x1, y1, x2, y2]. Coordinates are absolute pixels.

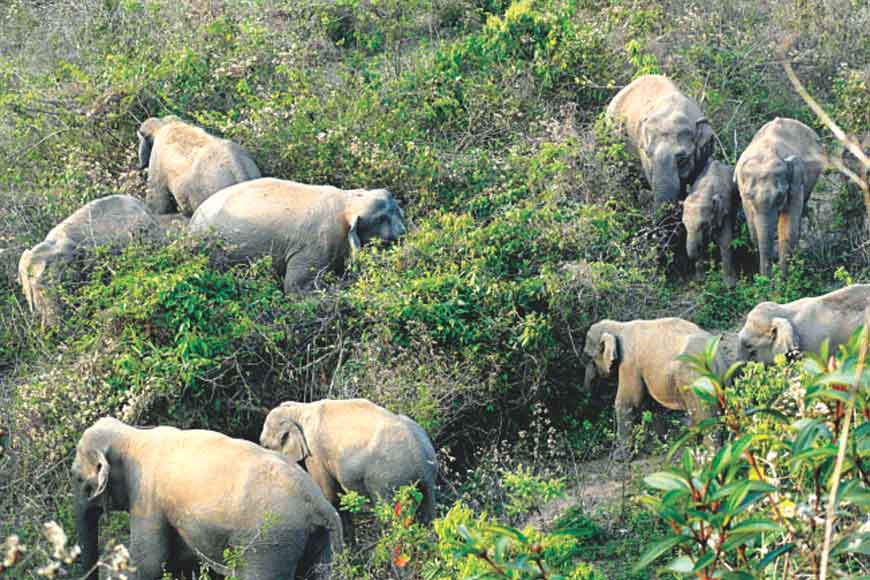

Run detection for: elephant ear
[[91, 450, 110, 500], [784, 155, 806, 207], [770, 317, 799, 356], [694, 117, 714, 168], [348, 215, 362, 253], [283, 420, 311, 464], [602, 332, 620, 373], [137, 131, 152, 171]]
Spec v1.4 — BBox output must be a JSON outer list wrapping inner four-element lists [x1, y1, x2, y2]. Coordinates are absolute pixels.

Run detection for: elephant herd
[[607, 74, 824, 283], [12, 73, 867, 579], [73, 400, 437, 579]]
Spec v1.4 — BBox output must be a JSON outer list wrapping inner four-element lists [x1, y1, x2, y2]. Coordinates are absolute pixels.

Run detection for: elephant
[[583, 318, 725, 459], [259, 399, 438, 542], [138, 115, 261, 216], [734, 117, 823, 277], [72, 417, 343, 580], [682, 160, 738, 285], [737, 284, 870, 364], [18, 195, 159, 326], [606, 74, 715, 207], [189, 178, 406, 292]]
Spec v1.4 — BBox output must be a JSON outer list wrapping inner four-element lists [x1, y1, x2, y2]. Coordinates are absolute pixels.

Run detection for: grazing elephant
[[682, 160, 738, 285], [583, 318, 724, 459], [260, 399, 437, 541], [737, 284, 870, 364], [73, 417, 343, 580], [18, 195, 159, 326], [606, 74, 715, 207], [735, 117, 823, 277], [190, 178, 406, 292], [138, 115, 261, 216]]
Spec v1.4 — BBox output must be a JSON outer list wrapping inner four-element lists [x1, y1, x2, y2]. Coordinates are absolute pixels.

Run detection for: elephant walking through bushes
[[584, 318, 725, 459], [73, 417, 342, 580]]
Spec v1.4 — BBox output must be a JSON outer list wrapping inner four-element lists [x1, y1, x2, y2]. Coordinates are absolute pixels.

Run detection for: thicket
[[0, 0, 868, 577]]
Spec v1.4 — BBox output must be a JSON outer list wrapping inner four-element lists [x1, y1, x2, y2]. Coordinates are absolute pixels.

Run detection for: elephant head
[[640, 106, 714, 206], [736, 154, 806, 277], [18, 238, 76, 326], [345, 189, 406, 252], [137, 116, 179, 170], [583, 321, 621, 391], [737, 303, 799, 363], [71, 418, 128, 580], [682, 161, 734, 260], [259, 403, 312, 464]]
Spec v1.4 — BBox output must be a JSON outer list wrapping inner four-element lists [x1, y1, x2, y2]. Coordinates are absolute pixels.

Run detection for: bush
[[637, 330, 869, 577]]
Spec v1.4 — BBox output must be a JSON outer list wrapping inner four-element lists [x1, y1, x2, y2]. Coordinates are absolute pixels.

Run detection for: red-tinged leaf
[[393, 553, 410, 568]]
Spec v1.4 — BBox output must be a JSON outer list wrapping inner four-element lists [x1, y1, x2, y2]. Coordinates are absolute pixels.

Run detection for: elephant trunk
[[651, 150, 681, 207], [583, 363, 597, 393], [685, 230, 704, 261], [75, 495, 100, 580], [756, 213, 776, 277]]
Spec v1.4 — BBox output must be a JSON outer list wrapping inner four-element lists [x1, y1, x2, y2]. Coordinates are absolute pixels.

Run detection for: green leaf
[[632, 534, 686, 572], [692, 549, 716, 572], [728, 517, 783, 536], [482, 524, 528, 545], [831, 532, 870, 556], [755, 543, 795, 570], [644, 471, 691, 492]]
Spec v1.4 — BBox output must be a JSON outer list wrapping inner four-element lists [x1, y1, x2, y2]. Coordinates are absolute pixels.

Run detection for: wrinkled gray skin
[[18, 195, 159, 326], [606, 74, 715, 207], [190, 178, 406, 292], [735, 118, 823, 278], [260, 399, 437, 543], [73, 417, 343, 580], [738, 284, 870, 364], [682, 160, 738, 285], [138, 116, 261, 216], [583, 318, 724, 460]]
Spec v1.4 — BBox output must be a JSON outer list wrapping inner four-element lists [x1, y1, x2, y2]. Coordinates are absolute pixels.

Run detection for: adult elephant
[[583, 318, 725, 459], [73, 417, 342, 580], [189, 178, 406, 292], [735, 117, 823, 277], [18, 195, 159, 326], [606, 74, 715, 207], [737, 284, 870, 364], [138, 115, 261, 215], [259, 399, 437, 542]]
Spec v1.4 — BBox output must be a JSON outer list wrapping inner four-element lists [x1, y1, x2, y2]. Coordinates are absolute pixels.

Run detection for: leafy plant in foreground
[[635, 329, 869, 578]]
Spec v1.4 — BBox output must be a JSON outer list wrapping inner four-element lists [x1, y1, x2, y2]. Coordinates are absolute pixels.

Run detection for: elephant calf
[[606, 74, 714, 207], [735, 117, 823, 278], [260, 399, 438, 541], [682, 160, 738, 285], [138, 115, 261, 216], [584, 318, 725, 459], [73, 417, 342, 580], [738, 284, 870, 364], [190, 178, 406, 292], [18, 195, 159, 326]]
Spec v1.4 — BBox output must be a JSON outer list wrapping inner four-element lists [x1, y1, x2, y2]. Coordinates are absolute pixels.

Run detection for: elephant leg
[[145, 180, 177, 215], [129, 515, 172, 580], [283, 251, 325, 294], [239, 535, 303, 580], [612, 367, 644, 461], [717, 218, 735, 287]]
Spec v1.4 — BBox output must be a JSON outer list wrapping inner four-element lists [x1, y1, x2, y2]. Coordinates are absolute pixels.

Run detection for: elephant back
[[48, 195, 159, 249]]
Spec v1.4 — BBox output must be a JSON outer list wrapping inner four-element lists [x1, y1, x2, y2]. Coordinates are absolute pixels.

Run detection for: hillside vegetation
[[1, 0, 868, 578]]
